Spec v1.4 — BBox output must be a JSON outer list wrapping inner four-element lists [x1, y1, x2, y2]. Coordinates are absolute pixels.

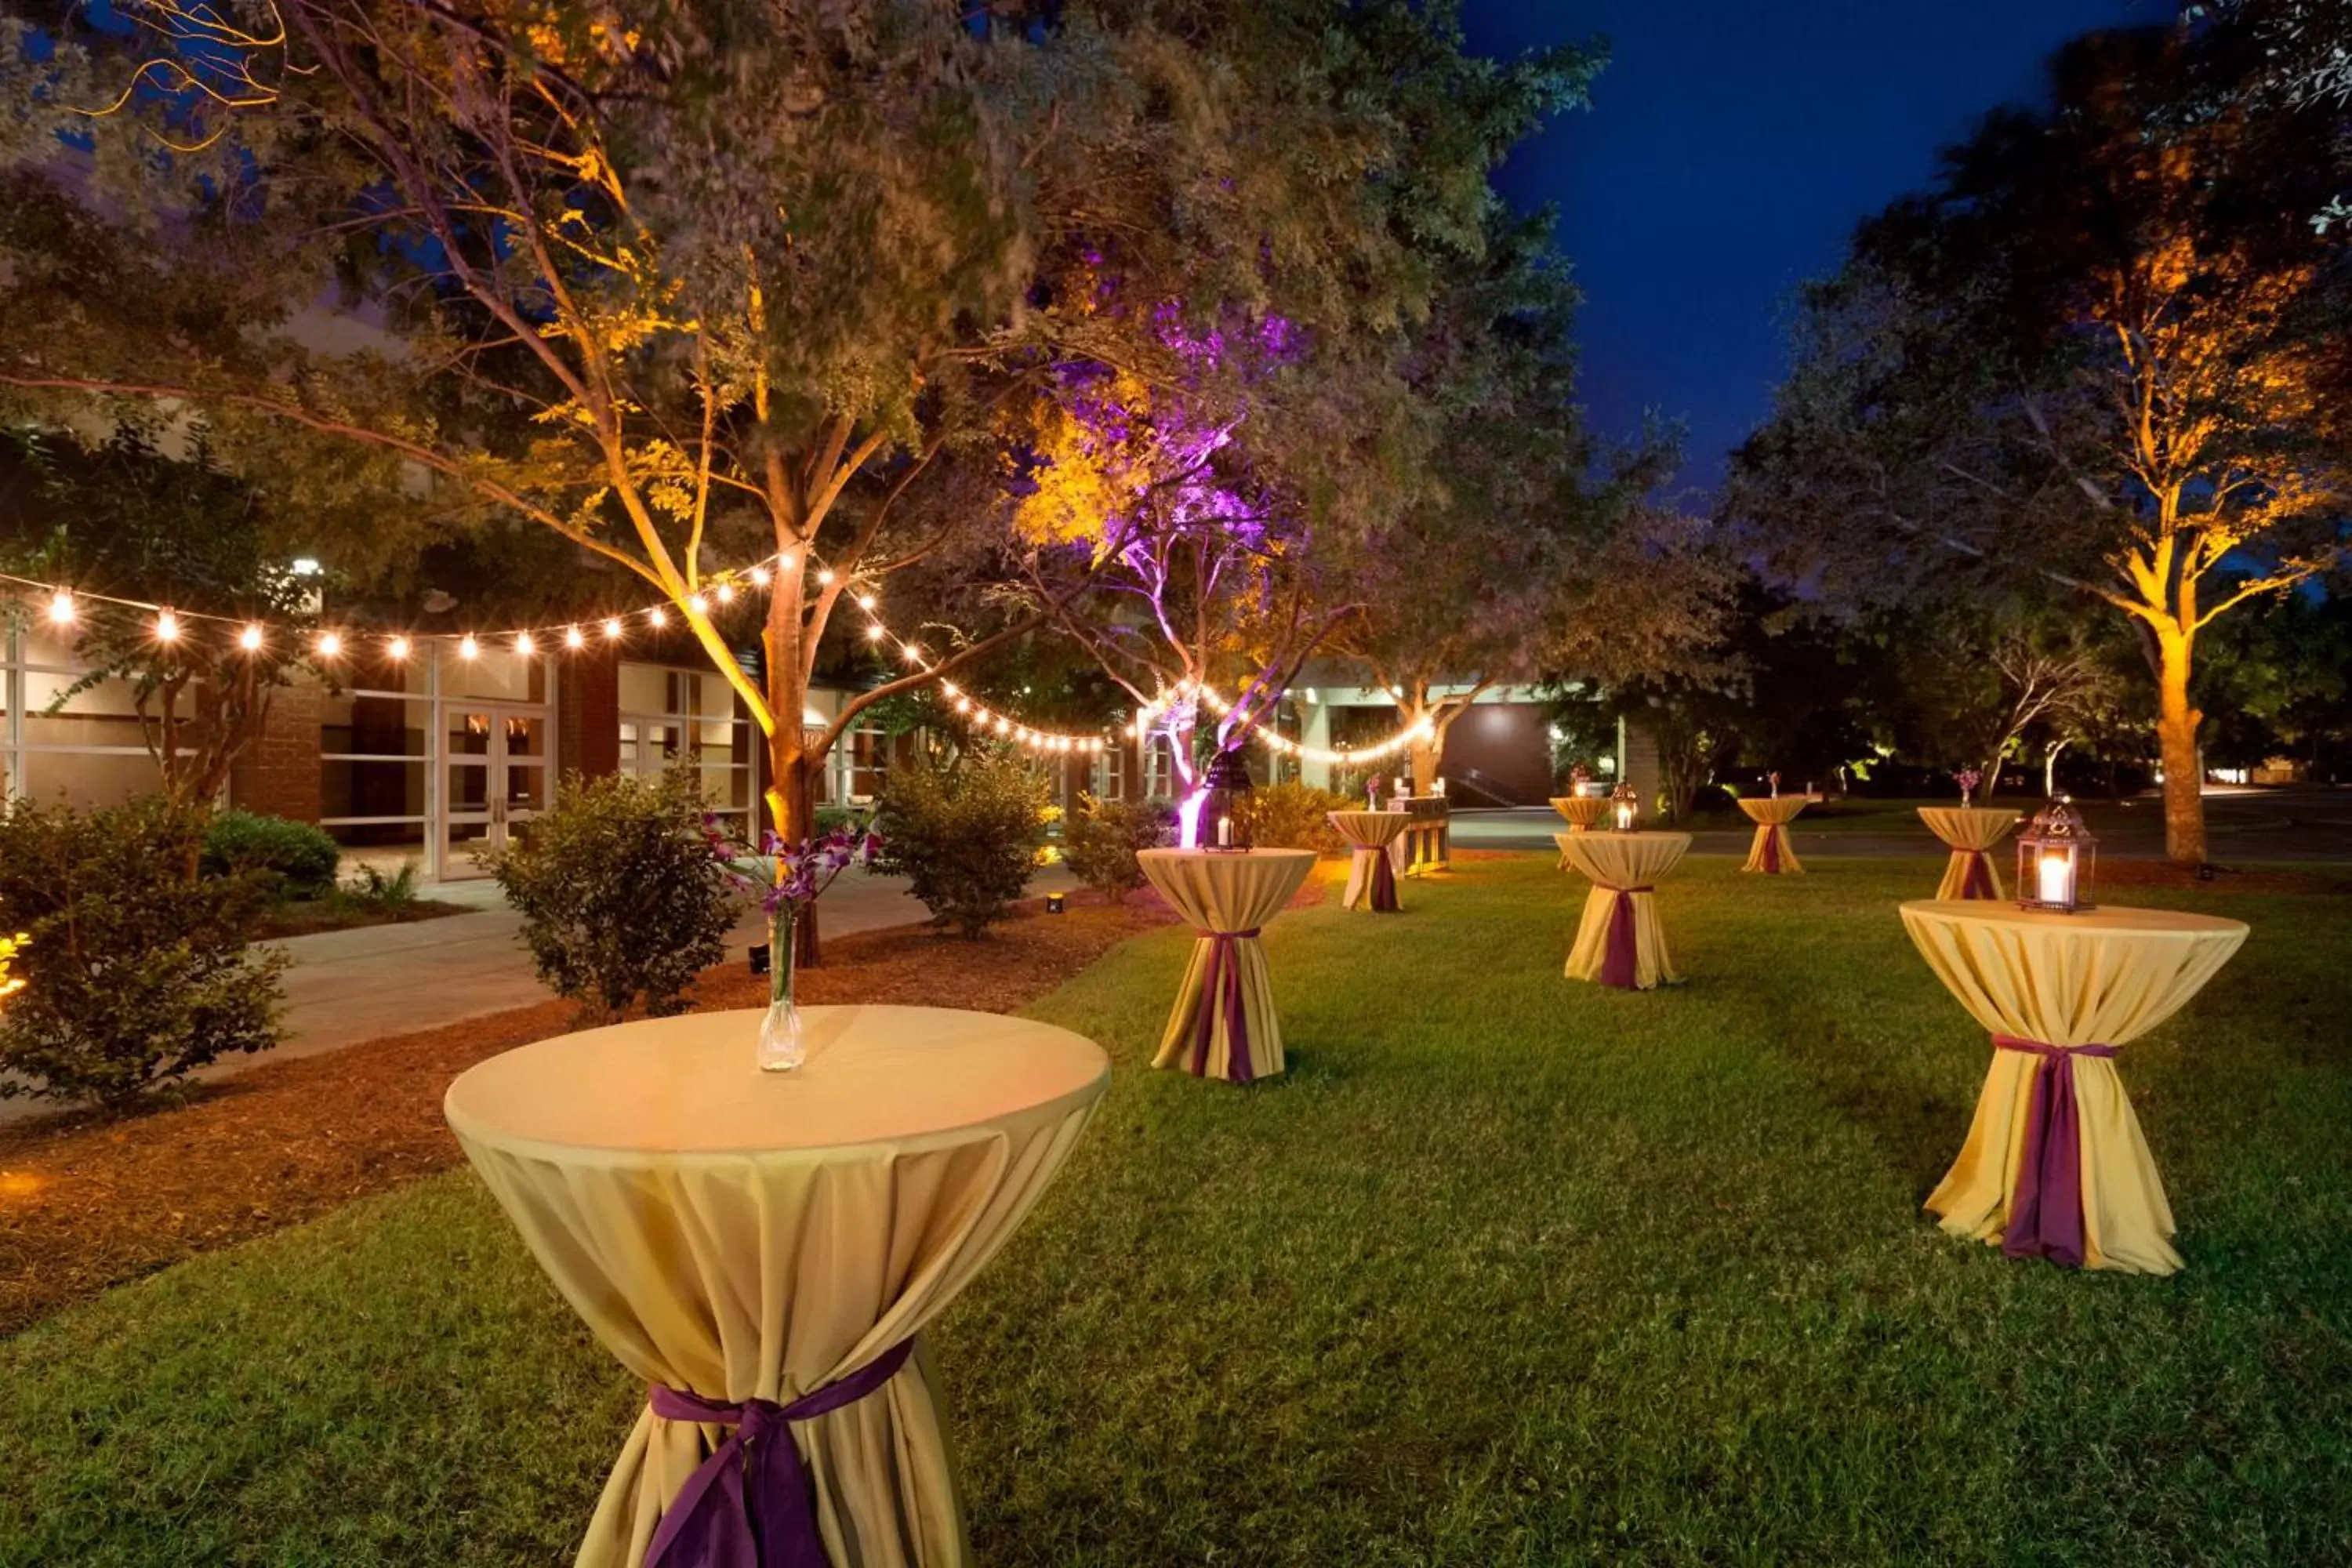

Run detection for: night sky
[[1461, 0, 2176, 495]]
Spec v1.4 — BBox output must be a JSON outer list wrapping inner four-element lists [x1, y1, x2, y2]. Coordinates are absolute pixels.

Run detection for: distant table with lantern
[[443, 1005, 1110, 1567], [1550, 793, 1608, 867], [1900, 900, 2246, 1274], [1918, 805, 2018, 900], [1327, 810, 1410, 912], [1557, 831, 1690, 990], [1137, 847, 1319, 1083], [1737, 795, 1807, 873]]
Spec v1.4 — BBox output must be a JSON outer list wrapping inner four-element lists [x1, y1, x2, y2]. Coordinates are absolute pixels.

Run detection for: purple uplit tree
[[1014, 310, 1354, 846]]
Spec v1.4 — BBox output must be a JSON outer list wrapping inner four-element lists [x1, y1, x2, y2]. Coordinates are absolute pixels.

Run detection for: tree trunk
[[765, 568, 827, 966], [1409, 733, 1439, 796], [2154, 633, 2206, 865]]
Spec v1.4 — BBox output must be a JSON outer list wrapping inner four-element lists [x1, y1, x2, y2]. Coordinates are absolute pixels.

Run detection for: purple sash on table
[[1995, 1036, 2118, 1269], [1598, 886, 1654, 989], [644, 1339, 914, 1568], [1192, 927, 1263, 1083], [1759, 825, 1783, 873], [1370, 851, 1399, 913], [1958, 851, 1997, 900]]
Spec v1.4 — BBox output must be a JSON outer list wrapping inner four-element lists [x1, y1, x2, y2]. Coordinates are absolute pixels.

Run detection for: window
[[318, 648, 432, 851], [619, 662, 761, 834], [1, 622, 172, 807], [1090, 744, 1124, 801], [826, 725, 888, 805], [1142, 735, 1175, 801]]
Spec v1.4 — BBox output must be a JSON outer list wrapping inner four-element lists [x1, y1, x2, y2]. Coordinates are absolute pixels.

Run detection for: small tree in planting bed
[[0, 797, 285, 1111], [484, 767, 741, 1024], [872, 752, 1047, 938], [1062, 796, 1174, 902]]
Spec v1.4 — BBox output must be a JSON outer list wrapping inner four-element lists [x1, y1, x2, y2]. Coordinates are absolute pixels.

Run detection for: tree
[[0, 426, 318, 811], [0, 0, 1527, 950], [1731, 27, 2352, 862]]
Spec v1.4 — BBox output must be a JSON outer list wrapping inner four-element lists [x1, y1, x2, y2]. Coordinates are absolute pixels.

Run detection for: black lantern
[[1202, 749, 1254, 852], [2017, 794, 2097, 913], [1609, 780, 1640, 833]]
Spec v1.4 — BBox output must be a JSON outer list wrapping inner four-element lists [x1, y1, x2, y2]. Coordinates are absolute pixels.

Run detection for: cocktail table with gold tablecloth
[[1899, 902, 2247, 1274], [1137, 848, 1318, 1083], [1557, 832, 1690, 990], [444, 1005, 1109, 1568], [1737, 796, 1807, 874], [1550, 796, 1608, 866], [1327, 810, 1409, 912], [1918, 806, 2017, 901], [1387, 796, 1450, 876]]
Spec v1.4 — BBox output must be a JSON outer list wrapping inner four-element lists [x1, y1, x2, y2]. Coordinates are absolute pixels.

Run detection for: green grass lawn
[[5, 854, 2350, 1566]]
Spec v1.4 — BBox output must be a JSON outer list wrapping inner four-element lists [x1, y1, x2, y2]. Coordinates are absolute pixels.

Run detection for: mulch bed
[[0, 889, 1205, 1336]]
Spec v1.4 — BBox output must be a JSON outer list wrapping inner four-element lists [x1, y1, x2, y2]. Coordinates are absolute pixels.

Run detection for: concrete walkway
[[0, 864, 1079, 1126]]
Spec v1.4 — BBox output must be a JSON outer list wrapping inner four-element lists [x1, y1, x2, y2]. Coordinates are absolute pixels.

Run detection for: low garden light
[[2017, 795, 2096, 913], [1046, 892, 1067, 914], [1203, 750, 1254, 852]]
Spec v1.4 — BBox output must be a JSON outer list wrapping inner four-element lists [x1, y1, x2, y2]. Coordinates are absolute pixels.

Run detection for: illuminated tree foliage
[[1730, 25, 2352, 862], [0, 0, 1592, 940]]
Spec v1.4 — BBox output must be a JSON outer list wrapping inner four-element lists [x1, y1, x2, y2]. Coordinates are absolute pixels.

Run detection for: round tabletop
[[1551, 795, 1610, 825], [1737, 797, 1808, 826], [1327, 809, 1410, 846], [1918, 805, 2019, 850], [1898, 900, 2249, 1047], [445, 1004, 1110, 1157], [1557, 830, 1692, 888]]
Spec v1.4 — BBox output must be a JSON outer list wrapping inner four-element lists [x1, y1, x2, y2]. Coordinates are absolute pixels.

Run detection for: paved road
[[1449, 786, 2352, 864]]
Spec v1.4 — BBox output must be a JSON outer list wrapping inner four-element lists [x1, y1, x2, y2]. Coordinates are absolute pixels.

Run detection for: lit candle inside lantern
[[2038, 851, 2071, 907], [1218, 815, 1232, 848], [1616, 802, 1635, 831]]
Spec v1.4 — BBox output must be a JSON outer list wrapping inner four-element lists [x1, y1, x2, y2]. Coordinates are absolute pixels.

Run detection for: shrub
[[871, 750, 1046, 937], [202, 810, 341, 899], [481, 766, 742, 1022], [1062, 795, 1174, 901], [347, 858, 422, 912], [1245, 781, 1356, 855], [0, 797, 285, 1110]]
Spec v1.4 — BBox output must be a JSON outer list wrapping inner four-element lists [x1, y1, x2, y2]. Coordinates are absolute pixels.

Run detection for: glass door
[[441, 703, 549, 877]]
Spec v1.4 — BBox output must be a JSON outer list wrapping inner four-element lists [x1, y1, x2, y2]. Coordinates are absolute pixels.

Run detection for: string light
[[565, 625, 586, 649], [648, 605, 668, 628], [388, 636, 411, 660], [459, 634, 479, 660], [604, 618, 624, 641], [514, 632, 535, 656], [238, 624, 263, 652], [687, 594, 708, 615], [315, 631, 342, 658], [154, 612, 180, 643], [47, 590, 74, 626], [856, 593, 877, 612], [750, 566, 771, 587], [715, 583, 736, 604]]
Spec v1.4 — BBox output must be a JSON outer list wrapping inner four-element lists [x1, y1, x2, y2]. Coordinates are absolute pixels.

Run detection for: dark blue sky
[[1461, 0, 2175, 494]]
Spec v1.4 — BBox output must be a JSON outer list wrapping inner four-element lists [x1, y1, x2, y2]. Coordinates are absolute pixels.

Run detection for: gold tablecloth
[[444, 1006, 1109, 1567], [1899, 902, 2247, 1274], [1918, 806, 2017, 900], [1327, 811, 1409, 911], [1549, 796, 1608, 865], [1138, 848, 1318, 1082], [1558, 832, 1690, 989], [1737, 796, 1807, 874]]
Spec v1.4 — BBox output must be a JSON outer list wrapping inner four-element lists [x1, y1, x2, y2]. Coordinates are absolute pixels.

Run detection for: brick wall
[[560, 647, 620, 781], [230, 679, 326, 823]]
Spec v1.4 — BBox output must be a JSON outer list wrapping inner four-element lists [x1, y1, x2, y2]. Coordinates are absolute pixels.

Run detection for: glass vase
[[757, 904, 806, 1072]]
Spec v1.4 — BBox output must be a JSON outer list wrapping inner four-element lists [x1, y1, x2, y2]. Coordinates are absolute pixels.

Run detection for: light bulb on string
[[47, 590, 74, 626], [688, 594, 709, 615], [564, 626, 586, 649], [514, 632, 535, 656], [388, 636, 411, 660], [316, 631, 343, 659], [154, 612, 180, 644], [715, 583, 735, 604], [459, 634, 480, 660], [856, 593, 877, 612], [816, 568, 835, 587], [238, 624, 264, 652], [750, 565, 771, 587], [865, 623, 885, 642], [648, 606, 668, 629], [604, 618, 624, 641]]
